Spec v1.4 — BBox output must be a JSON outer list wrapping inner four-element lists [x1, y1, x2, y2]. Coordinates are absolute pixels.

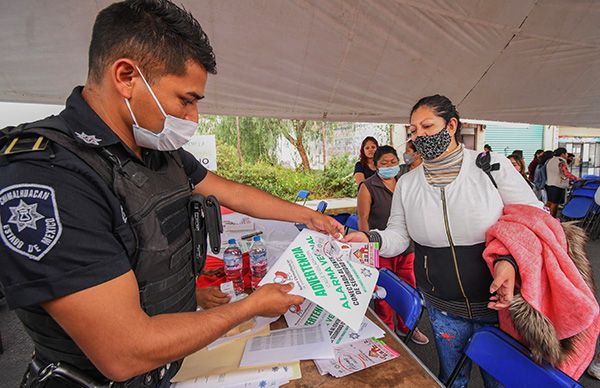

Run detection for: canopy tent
[[1, 0, 599, 127]]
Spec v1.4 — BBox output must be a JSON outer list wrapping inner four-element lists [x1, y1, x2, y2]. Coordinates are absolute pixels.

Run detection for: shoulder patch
[[0, 184, 62, 261], [1, 135, 49, 155]]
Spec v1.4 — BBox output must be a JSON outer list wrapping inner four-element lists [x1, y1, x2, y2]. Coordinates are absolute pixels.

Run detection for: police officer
[[0, 0, 343, 386]]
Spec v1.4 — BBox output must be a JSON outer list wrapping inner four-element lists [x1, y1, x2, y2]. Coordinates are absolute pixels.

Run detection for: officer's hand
[[305, 211, 344, 239], [196, 286, 231, 309], [245, 283, 305, 317], [342, 231, 369, 243], [488, 261, 516, 310]]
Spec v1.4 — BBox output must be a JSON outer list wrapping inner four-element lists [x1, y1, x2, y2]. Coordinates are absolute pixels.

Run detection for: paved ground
[[1, 241, 600, 387]]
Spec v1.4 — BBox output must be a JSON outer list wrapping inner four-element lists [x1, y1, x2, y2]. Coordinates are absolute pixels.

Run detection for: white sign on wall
[[183, 134, 217, 171]]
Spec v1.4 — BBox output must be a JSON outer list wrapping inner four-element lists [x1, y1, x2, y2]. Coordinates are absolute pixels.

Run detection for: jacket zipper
[[424, 255, 435, 292], [440, 188, 473, 319]]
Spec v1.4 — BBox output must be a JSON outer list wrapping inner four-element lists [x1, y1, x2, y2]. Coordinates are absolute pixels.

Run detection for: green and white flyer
[[259, 229, 379, 332], [283, 299, 385, 346]]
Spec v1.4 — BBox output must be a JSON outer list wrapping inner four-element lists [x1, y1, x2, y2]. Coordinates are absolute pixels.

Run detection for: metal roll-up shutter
[[484, 123, 544, 164]]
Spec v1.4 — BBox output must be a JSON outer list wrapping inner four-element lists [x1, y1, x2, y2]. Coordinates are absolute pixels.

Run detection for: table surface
[[274, 309, 442, 388], [304, 198, 357, 216]]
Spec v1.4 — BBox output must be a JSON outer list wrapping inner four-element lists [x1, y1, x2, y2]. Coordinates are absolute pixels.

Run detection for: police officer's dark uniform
[[0, 86, 209, 387]]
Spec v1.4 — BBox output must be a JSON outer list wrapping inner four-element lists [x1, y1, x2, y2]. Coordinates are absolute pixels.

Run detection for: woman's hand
[[342, 231, 369, 243], [488, 261, 516, 310]]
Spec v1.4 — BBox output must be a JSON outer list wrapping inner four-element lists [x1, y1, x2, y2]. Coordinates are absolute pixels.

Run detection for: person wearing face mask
[[400, 140, 422, 174], [345, 95, 562, 387], [357, 145, 429, 345], [0, 1, 344, 386]]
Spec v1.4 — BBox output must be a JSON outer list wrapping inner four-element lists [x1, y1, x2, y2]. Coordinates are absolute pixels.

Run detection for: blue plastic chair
[[562, 181, 598, 221], [333, 213, 351, 226], [344, 214, 359, 233], [562, 196, 595, 219], [293, 190, 311, 230], [376, 268, 424, 344], [294, 190, 310, 205], [446, 326, 582, 388]]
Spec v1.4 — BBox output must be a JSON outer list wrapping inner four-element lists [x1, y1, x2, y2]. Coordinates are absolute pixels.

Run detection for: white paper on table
[[259, 229, 379, 332], [228, 378, 289, 388], [314, 337, 400, 378], [172, 364, 292, 388], [223, 217, 256, 232], [207, 316, 279, 350], [284, 299, 384, 346], [239, 324, 334, 367]]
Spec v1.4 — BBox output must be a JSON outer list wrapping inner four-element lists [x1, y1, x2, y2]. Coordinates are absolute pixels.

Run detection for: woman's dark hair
[[373, 145, 398, 165], [540, 150, 554, 165], [553, 147, 568, 157], [406, 140, 417, 153], [359, 136, 379, 168], [89, 0, 217, 83], [508, 154, 526, 178], [410, 94, 462, 141], [535, 149, 544, 158]]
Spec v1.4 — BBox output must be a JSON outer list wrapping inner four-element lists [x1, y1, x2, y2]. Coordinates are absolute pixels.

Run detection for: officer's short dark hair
[[88, 0, 217, 83]]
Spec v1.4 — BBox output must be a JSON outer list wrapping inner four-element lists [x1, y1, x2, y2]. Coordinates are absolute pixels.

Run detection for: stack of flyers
[[314, 338, 399, 378], [284, 300, 385, 346]]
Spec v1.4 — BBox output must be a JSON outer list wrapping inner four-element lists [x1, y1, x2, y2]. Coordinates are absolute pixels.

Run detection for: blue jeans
[[426, 302, 503, 388]]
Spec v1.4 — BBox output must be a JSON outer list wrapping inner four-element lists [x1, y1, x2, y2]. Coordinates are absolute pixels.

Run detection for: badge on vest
[[0, 184, 63, 261]]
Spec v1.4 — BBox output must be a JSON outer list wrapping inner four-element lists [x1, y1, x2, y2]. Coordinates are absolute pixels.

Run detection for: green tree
[[199, 116, 281, 164]]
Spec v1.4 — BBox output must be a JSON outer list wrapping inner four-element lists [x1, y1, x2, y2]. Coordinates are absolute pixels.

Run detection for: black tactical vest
[[2, 116, 198, 383]]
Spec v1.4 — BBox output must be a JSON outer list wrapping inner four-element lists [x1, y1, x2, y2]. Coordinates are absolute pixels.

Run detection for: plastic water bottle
[[223, 239, 244, 294], [249, 236, 268, 290]]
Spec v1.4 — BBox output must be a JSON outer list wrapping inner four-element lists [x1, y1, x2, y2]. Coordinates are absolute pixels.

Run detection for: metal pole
[[236, 116, 242, 164], [322, 121, 327, 166]]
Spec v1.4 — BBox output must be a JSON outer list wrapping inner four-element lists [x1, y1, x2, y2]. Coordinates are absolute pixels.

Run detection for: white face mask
[[124, 66, 198, 151]]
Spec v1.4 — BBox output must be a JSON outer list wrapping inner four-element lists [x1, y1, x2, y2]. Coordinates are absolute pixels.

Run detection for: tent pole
[[236, 116, 242, 164], [322, 121, 327, 166]]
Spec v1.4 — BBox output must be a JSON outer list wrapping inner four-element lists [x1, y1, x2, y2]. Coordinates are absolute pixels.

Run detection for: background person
[[528, 149, 544, 182], [345, 94, 542, 387], [508, 154, 527, 179], [533, 150, 554, 202], [399, 140, 422, 174], [356, 145, 429, 344], [508, 154, 535, 192], [353, 136, 379, 185], [545, 147, 582, 217]]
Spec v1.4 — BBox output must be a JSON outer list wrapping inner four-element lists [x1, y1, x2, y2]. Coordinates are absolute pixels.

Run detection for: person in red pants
[[357, 143, 429, 344]]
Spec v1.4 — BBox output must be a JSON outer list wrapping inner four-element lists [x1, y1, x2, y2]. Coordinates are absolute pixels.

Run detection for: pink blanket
[[483, 204, 599, 379]]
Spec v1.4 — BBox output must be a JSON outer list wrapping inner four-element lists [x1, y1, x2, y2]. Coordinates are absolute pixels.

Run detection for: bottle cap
[[253, 235, 261, 241], [228, 238, 236, 244]]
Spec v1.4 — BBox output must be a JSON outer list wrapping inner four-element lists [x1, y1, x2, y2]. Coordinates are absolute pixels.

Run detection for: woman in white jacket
[[345, 95, 542, 387]]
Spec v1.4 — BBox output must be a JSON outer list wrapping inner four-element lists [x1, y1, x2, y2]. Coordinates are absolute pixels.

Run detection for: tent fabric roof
[[1, 0, 599, 127]]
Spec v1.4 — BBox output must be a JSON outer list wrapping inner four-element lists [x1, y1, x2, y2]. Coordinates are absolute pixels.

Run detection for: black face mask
[[413, 127, 452, 160]]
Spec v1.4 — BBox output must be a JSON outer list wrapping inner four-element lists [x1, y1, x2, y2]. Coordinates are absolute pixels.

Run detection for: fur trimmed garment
[[483, 204, 599, 379]]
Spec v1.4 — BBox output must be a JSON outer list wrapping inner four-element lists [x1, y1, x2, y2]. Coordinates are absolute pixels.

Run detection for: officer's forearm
[[194, 172, 314, 224], [109, 298, 256, 381]]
